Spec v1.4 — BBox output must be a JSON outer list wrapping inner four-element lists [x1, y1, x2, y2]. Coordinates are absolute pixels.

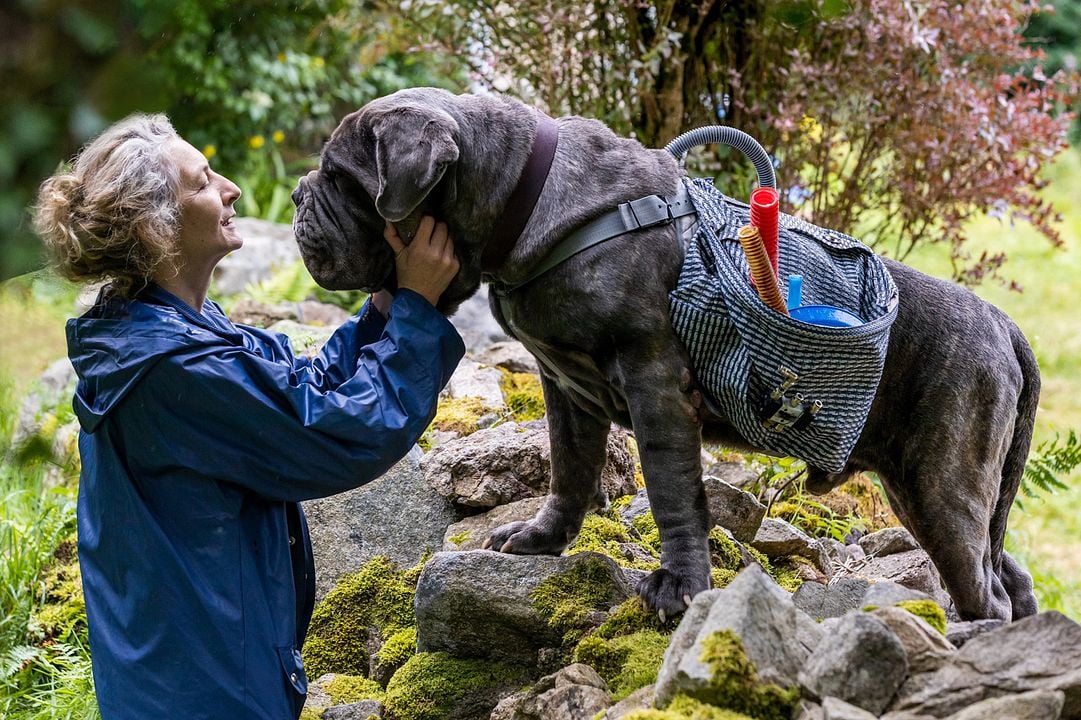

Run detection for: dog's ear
[[371, 107, 460, 222]]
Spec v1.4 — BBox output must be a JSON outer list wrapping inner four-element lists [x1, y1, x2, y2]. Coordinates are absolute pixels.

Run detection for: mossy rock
[[895, 599, 948, 635], [567, 514, 660, 571], [574, 630, 669, 701], [427, 396, 496, 438], [624, 694, 756, 719], [303, 556, 418, 678], [323, 674, 384, 704], [374, 626, 418, 682], [383, 652, 527, 720], [298, 707, 324, 720], [499, 369, 545, 422], [594, 597, 675, 639], [530, 554, 630, 646]]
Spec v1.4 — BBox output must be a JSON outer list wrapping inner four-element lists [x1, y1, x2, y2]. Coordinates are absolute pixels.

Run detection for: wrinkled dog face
[[291, 100, 459, 294]]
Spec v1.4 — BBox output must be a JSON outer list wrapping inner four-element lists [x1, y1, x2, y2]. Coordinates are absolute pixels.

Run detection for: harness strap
[[493, 182, 696, 296]]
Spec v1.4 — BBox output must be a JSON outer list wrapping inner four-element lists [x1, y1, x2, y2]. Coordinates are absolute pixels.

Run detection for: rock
[[846, 544, 866, 562], [945, 619, 1006, 649], [701, 460, 759, 489], [870, 607, 955, 675], [794, 699, 825, 720], [266, 319, 336, 357], [859, 527, 920, 558], [12, 357, 76, 448], [495, 664, 611, 720], [442, 497, 547, 551], [296, 299, 351, 327], [822, 537, 851, 565], [891, 611, 1081, 719], [444, 358, 507, 409], [449, 284, 511, 352], [423, 423, 550, 508], [822, 696, 878, 720], [655, 564, 819, 707], [303, 676, 333, 710], [799, 612, 909, 715], [862, 581, 934, 609], [751, 518, 832, 576], [793, 577, 872, 619], [855, 549, 949, 606], [603, 684, 654, 719], [227, 298, 298, 327], [475, 341, 539, 374], [619, 489, 652, 525], [414, 551, 630, 663], [702, 475, 767, 543], [303, 448, 460, 600], [422, 423, 636, 509], [321, 700, 384, 719], [213, 217, 301, 294], [943, 689, 1065, 720]]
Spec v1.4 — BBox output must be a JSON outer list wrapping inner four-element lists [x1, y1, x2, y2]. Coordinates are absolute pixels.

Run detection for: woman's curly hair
[[34, 114, 183, 298]]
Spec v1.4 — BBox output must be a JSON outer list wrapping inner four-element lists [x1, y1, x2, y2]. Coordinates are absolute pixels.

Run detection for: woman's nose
[[223, 178, 242, 205]]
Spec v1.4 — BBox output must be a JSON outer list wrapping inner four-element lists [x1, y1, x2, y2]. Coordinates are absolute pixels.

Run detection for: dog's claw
[[683, 594, 693, 608], [658, 608, 667, 623], [481, 537, 492, 550]]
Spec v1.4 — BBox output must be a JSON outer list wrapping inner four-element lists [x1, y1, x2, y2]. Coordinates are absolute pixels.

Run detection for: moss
[[630, 511, 662, 554], [896, 599, 948, 635], [595, 597, 674, 639], [707, 528, 744, 571], [303, 556, 418, 678], [446, 530, 472, 547], [377, 626, 418, 670], [428, 396, 493, 437], [298, 707, 324, 720], [531, 554, 626, 645], [690, 630, 798, 720], [499, 369, 546, 422], [383, 652, 526, 720], [29, 536, 86, 642], [567, 514, 659, 570], [610, 494, 636, 515], [574, 630, 669, 700], [764, 557, 806, 593], [624, 694, 757, 719], [711, 568, 737, 589], [324, 675, 384, 704]]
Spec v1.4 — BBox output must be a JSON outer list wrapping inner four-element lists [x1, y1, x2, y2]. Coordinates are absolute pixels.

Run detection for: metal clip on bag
[[669, 178, 899, 472]]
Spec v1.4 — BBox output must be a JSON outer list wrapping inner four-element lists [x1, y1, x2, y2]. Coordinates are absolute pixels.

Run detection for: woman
[[34, 113, 464, 719]]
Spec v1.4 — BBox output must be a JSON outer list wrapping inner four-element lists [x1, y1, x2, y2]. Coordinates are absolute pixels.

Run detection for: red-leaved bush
[[399, 0, 1079, 283]]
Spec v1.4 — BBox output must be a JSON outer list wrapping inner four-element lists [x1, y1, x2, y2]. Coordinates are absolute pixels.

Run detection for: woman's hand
[[383, 217, 460, 307]]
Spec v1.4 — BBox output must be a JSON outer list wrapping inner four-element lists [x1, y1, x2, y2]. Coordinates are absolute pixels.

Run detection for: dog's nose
[[291, 172, 315, 207]]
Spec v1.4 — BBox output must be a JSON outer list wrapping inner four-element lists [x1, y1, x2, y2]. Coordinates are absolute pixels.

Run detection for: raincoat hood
[[67, 286, 240, 433]]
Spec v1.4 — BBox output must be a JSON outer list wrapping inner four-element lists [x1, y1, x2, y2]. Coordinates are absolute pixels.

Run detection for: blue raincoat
[[67, 284, 464, 719]]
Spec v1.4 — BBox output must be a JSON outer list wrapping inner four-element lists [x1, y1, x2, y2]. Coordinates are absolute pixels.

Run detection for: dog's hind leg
[[616, 351, 712, 618], [485, 372, 611, 555]]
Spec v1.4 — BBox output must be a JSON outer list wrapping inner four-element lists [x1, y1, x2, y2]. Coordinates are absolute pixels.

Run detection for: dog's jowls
[[291, 87, 1039, 622]]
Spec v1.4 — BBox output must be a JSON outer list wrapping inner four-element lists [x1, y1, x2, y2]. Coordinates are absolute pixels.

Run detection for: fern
[[1019, 430, 1081, 506]]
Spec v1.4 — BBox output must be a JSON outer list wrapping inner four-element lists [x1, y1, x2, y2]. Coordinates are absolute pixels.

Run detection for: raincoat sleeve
[[289, 297, 389, 391], [135, 289, 464, 502]]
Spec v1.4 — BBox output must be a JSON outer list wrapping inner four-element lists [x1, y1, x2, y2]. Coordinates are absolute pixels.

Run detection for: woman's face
[[167, 139, 243, 273]]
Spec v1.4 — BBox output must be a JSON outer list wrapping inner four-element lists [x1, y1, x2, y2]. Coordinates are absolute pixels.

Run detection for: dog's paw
[[483, 519, 571, 556], [636, 567, 710, 620]]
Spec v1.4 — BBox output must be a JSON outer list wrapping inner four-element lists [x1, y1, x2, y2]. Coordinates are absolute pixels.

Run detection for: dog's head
[[292, 90, 476, 311]]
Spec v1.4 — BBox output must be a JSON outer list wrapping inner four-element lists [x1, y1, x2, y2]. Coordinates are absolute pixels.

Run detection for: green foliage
[[625, 695, 756, 719], [302, 556, 418, 679], [530, 555, 625, 645], [567, 514, 659, 571], [1020, 430, 1081, 506], [224, 259, 368, 315], [376, 626, 418, 675], [594, 598, 674, 640], [498, 370, 546, 423], [383, 652, 526, 720]]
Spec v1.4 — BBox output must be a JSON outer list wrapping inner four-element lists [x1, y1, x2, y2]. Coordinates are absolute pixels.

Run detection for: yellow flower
[[799, 115, 823, 142], [202, 144, 217, 160], [272, 130, 285, 144], [249, 135, 265, 150], [313, 57, 325, 68], [277, 52, 286, 63]]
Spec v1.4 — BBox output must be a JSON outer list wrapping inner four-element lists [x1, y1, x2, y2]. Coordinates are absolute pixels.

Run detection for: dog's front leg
[[484, 371, 610, 555], [619, 349, 712, 617]]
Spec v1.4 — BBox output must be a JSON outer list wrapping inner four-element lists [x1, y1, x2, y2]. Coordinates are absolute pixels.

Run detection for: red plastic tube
[[750, 187, 780, 277]]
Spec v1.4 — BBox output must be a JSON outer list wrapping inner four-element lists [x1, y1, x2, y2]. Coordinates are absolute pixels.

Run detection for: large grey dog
[[291, 87, 1040, 622]]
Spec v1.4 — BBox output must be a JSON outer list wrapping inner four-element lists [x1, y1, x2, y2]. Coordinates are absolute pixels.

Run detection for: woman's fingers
[[383, 222, 405, 256]]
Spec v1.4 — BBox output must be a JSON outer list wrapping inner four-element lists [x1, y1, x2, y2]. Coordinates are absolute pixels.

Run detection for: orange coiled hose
[[738, 225, 788, 315]]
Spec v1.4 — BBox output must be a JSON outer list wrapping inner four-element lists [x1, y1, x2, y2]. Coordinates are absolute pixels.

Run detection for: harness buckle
[[618, 195, 674, 231]]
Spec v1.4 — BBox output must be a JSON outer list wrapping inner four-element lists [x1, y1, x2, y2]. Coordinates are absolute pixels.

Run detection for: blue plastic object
[[789, 304, 865, 328], [787, 275, 803, 311]]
